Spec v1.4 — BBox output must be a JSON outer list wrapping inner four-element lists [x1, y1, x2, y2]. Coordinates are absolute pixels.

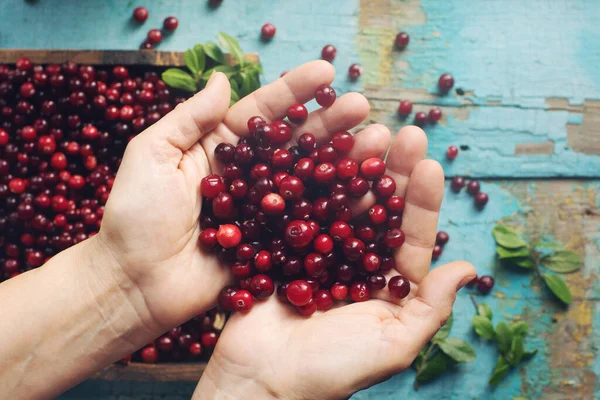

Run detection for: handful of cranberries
[[202, 93, 411, 317]]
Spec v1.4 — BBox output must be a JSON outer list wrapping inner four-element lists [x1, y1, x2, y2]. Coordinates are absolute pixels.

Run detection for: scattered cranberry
[[321, 45, 337, 62], [432, 244, 443, 260], [438, 73, 455, 93], [315, 85, 336, 107], [446, 145, 458, 160], [133, 7, 149, 22], [436, 231, 449, 245], [475, 192, 489, 208], [350, 282, 370, 302], [398, 100, 413, 116], [163, 16, 179, 31], [395, 32, 409, 49], [147, 29, 163, 44], [467, 180, 480, 195], [348, 64, 362, 80], [429, 107, 442, 123], [388, 275, 411, 299], [287, 103, 308, 124], [477, 275, 494, 294], [261, 23, 276, 39], [451, 176, 465, 192], [414, 111, 427, 126]]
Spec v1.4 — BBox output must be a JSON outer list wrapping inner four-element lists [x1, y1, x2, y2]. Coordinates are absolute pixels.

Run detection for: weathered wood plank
[[92, 363, 205, 382]]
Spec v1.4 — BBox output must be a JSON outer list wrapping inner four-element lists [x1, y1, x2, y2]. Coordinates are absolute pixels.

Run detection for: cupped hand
[[96, 61, 373, 333], [193, 81, 476, 399]]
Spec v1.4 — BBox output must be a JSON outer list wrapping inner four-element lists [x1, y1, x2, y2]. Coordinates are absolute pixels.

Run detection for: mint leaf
[[511, 257, 536, 269], [433, 313, 453, 342], [202, 65, 237, 81], [218, 32, 245, 65], [477, 303, 493, 320], [492, 225, 528, 249], [437, 338, 476, 363], [161, 68, 197, 92], [415, 350, 456, 383], [522, 349, 538, 360], [203, 41, 226, 64], [472, 315, 495, 339], [506, 335, 524, 366], [489, 357, 510, 386], [541, 251, 582, 273], [496, 246, 530, 259], [510, 321, 529, 337], [495, 322, 512, 354], [542, 273, 572, 304]]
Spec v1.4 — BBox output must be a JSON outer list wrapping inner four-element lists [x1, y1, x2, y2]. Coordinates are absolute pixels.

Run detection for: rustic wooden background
[[2, 0, 599, 399]]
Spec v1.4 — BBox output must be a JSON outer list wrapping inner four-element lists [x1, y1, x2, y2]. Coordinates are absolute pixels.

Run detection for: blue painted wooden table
[[2, 0, 599, 398]]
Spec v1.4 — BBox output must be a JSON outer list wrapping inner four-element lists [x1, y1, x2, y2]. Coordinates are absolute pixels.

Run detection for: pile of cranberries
[[197, 86, 411, 316]]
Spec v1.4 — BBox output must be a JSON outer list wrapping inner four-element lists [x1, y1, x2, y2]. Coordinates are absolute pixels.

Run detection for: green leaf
[[415, 350, 456, 383], [472, 315, 495, 339], [488, 357, 510, 386], [495, 322, 512, 355], [203, 41, 226, 64], [541, 251, 583, 273], [433, 313, 453, 342], [513, 397, 529, 400], [201, 65, 237, 81], [437, 338, 476, 363], [542, 273, 572, 304], [510, 257, 537, 269], [496, 246, 530, 259], [510, 321, 529, 337], [522, 349, 538, 360], [218, 32, 245, 65], [492, 225, 528, 249], [161, 68, 198, 92], [184, 49, 200, 79], [477, 303, 493, 320], [506, 335, 524, 366]]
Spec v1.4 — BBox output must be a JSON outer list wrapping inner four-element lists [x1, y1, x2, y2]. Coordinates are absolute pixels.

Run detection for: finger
[[224, 60, 335, 135], [384, 125, 428, 197], [293, 92, 370, 143], [142, 72, 230, 153], [379, 261, 476, 373], [395, 159, 445, 282]]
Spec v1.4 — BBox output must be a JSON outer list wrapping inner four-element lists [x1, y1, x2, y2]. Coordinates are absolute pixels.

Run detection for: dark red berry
[[331, 131, 354, 153], [232, 290, 254, 312], [213, 192, 234, 219], [343, 238, 365, 261], [286, 280, 313, 306], [350, 282, 370, 302], [446, 145, 458, 160], [348, 64, 362, 80], [467, 180, 480, 195], [384, 228, 405, 248], [367, 273, 387, 290], [436, 231, 449, 245], [347, 177, 369, 197], [388, 275, 411, 299], [133, 7, 149, 22], [314, 289, 333, 311], [163, 16, 179, 31], [360, 158, 386, 180], [296, 298, 317, 316], [315, 85, 336, 107], [200, 174, 226, 198], [261, 193, 286, 215], [287, 103, 308, 124], [298, 133, 317, 152], [321, 45, 337, 62], [218, 286, 237, 310], [414, 111, 427, 126], [429, 107, 442, 123], [313, 234, 334, 254], [261, 23, 276, 39], [147, 29, 163, 44], [331, 283, 348, 300], [313, 163, 336, 185], [362, 253, 381, 272], [432, 244, 443, 260], [438, 73, 454, 92], [304, 252, 325, 277], [477, 275, 494, 294], [141, 346, 158, 363], [373, 175, 396, 197], [329, 221, 352, 242], [250, 274, 275, 299], [395, 32, 409, 49], [451, 176, 465, 192], [285, 220, 313, 248], [279, 176, 304, 200], [475, 192, 489, 208], [217, 224, 242, 248], [199, 228, 218, 250], [368, 204, 387, 225]]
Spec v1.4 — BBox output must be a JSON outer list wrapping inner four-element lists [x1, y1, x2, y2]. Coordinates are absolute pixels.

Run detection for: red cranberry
[[368, 204, 387, 225], [298, 133, 317, 152], [438, 73, 455, 92], [451, 176, 465, 192], [266, 120, 292, 144], [133, 6, 149, 22], [373, 175, 396, 197], [200, 174, 226, 198], [395, 32, 409, 49], [304, 252, 325, 277], [313, 234, 334, 254], [343, 238, 365, 261], [477, 275, 494, 294], [141, 346, 158, 363], [261, 193, 286, 215], [475, 192, 489, 208], [163, 16, 179, 31], [294, 158, 315, 181], [229, 179, 248, 198], [321, 45, 337, 61], [414, 111, 427, 126], [436, 231, 449, 245], [189, 342, 203, 357], [350, 282, 370, 302], [467, 180, 480, 195], [348, 64, 362, 80], [232, 290, 254, 312], [254, 250, 272, 272], [446, 145, 458, 160], [347, 176, 369, 197], [329, 221, 352, 242], [360, 158, 386, 180], [362, 253, 381, 272], [388, 275, 411, 299], [313, 163, 336, 184], [217, 224, 242, 248], [332, 131, 354, 152], [8, 178, 27, 194], [287, 103, 307, 124], [279, 176, 304, 200], [215, 143, 236, 163], [367, 274, 387, 290], [218, 286, 237, 310], [314, 289, 333, 311], [147, 29, 163, 44], [261, 23, 276, 39], [285, 220, 313, 248], [296, 298, 317, 316], [286, 280, 313, 306], [429, 107, 442, 123], [249, 274, 274, 299], [384, 228, 405, 248], [432, 244, 443, 260], [201, 331, 218, 348], [16, 57, 32, 72], [315, 85, 336, 107], [386, 196, 405, 214], [331, 282, 348, 300]]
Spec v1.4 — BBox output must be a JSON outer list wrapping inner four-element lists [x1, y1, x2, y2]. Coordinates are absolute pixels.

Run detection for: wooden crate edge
[[92, 362, 206, 382]]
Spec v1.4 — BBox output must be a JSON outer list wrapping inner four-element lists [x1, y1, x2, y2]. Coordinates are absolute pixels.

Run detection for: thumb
[[396, 261, 476, 360], [145, 71, 231, 152]]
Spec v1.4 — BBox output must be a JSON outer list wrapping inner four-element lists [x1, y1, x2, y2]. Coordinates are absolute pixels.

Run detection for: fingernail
[[457, 274, 476, 291], [206, 71, 217, 86]]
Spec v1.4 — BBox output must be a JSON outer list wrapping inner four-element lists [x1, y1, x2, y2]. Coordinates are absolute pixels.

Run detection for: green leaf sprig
[[492, 225, 582, 305], [470, 298, 537, 386], [161, 32, 262, 105], [412, 313, 476, 388]]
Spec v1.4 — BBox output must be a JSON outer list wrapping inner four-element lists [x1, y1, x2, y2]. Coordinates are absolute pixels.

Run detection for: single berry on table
[[321, 45, 337, 62], [398, 100, 413, 116], [438, 73, 455, 92], [395, 32, 409, 49], [477, 275, 494, 294], [261, 23, 276, 39], [446, 145, 459, 160], [133, 7, 149, 22], [163, 16, 179, 31], [348, 64, 362, 79]]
